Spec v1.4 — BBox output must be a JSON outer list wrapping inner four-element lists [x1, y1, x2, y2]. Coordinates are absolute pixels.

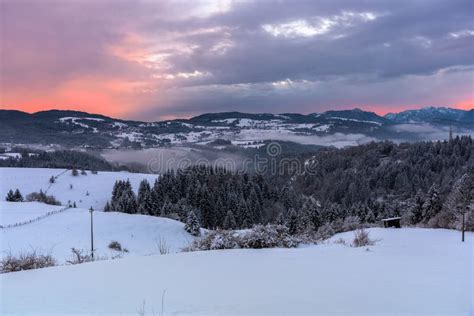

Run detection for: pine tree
[[71, 168, 78, 176], [237, 199, 253, 228], [248, 189, 263, 224], [223, 210, 237, 230], [422, 185, 442, 223], [185, 211, 201, 236], [287, 209, 299, 235], [276, 212, 285, 225], [5, 189, 15, 202], [104, 201, 111, 212], [445, 174, 473, 238], [411, 190, 425, 224], [137, 179, 151, 206], [13, 189, 23, 202]]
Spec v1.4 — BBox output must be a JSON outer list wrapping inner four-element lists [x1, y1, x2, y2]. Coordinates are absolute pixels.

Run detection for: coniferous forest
[[107, 136, 474, 234]]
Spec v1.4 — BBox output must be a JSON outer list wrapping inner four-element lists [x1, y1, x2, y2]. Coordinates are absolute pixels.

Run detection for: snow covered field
[[0, 201, 65, 227], [1, 167, 195, 262], [1, 208, 196, 263], [1, 228, 472, 315], [0, 167, 157, 211]]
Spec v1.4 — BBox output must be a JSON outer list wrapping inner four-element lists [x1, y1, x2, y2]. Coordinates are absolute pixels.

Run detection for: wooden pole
[[461, 212, 465, 243], [90, 207, 94, 259]]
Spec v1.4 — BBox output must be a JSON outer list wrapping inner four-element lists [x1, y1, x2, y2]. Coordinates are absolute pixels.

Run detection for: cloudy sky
[[1, 0, 473, 120]]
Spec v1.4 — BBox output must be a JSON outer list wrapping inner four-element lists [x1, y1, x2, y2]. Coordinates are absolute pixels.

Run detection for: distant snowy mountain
[[385, 107, 473, 123], [0, 107, 472, 149]]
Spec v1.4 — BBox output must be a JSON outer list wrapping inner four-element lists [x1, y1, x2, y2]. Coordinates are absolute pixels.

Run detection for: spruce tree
[[411, 190, 425, 224], [104, 201, 111, 212], [422, 185, 442, 223], [13, 189, 23, 202], [223, 210, 237, 230], [137, 179, 151, 206], [5, 189, 15, 202], [287, 209, 299, 235], [185, 211, 201, 236]]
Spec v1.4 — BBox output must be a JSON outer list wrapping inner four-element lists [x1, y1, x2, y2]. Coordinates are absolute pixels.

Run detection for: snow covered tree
[[185, 211, 201, 236], [5, 189, 15, 202], [410, 190, 425, 224], [237, 199, 253, 229], [6, 189, 23, 202], [14, 189, 24, 202], [445, 174, 473, 240], [223, 210, 237, 230], [137, 179, 151, 206], [275, 212, 285, 226], [103, 201, 111, 212], [422, 185, 442, 223], [287, 209, 299, 235], [71, 168, 78, 176]]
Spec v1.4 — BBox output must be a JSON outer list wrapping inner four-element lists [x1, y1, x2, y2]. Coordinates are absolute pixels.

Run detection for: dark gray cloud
[[1, 0, 473, 120]]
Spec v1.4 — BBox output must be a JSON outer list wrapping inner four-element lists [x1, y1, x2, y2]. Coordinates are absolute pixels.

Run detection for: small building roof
[[381, 217, 402, 221]]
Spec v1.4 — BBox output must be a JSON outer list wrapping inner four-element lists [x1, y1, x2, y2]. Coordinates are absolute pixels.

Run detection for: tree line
[[105, 136, 473, 234]]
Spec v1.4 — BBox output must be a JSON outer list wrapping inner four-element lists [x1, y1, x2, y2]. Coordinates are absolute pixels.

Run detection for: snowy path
[[1, 228, 472, 315]]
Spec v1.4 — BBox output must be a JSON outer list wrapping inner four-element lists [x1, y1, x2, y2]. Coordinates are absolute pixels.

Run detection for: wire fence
[[0, 206, 71, 230]]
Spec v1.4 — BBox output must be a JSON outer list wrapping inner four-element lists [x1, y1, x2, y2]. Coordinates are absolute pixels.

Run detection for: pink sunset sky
[[1, 0, 473, 121]]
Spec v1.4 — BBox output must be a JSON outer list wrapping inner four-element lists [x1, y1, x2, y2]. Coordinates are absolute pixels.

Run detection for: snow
[[117, 131, 144, 142], [0, 167, 157, 211], [1, 208, 195, 263], [1, 228, 472, 315], [382, 217, 402, 221], [212, 118, 238, 124], [111, 122, 128, 128], [0, 153, 22, 160], [328, 116, 383, 126], [313, 124, 331, 132], [58, 117, 104, 132], [0, 201, 64, 227]]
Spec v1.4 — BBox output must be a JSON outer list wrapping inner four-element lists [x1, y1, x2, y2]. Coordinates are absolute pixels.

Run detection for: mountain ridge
[[0, 107, 472, 149]]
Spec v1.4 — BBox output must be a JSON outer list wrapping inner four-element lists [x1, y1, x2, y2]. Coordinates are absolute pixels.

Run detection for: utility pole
[[89, 207, 94, 259], [461, 211, 465, 243]]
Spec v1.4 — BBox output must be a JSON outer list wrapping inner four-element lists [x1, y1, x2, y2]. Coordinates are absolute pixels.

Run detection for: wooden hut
[[382, 217, 401, 228]]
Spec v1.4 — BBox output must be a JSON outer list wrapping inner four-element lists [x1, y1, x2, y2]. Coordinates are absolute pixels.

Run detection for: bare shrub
[[66, 248, 93, 265], [352, 228, 375, 247], [26, 191, 61, 206], [108, 240, 123, 252], [191, 229, 239, 251], [156, 237, 170, 255], [342, 216, 361, 232], [317, 223, 335, 240], [333, 238, 347, 246], [241, 225, 299, 249], [189, 225, 300, 251], [0, 250, 56, 273]]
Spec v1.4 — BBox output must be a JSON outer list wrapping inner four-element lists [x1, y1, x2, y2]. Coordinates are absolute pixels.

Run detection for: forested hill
[[107, 136, 473, 234], [295, 136, 472, 206]]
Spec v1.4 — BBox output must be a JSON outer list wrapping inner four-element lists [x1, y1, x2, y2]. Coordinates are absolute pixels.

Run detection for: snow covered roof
[[382, 217, 402, 221]]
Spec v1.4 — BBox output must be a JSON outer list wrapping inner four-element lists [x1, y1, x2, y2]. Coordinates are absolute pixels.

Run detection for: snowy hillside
[[0, 167, 157, 211], [0, 201, 65, 227], [1, 208, 196, 263], [1, 228, 472, 315], [2, 108, 473, 149], [0, 167, 195, 263]]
